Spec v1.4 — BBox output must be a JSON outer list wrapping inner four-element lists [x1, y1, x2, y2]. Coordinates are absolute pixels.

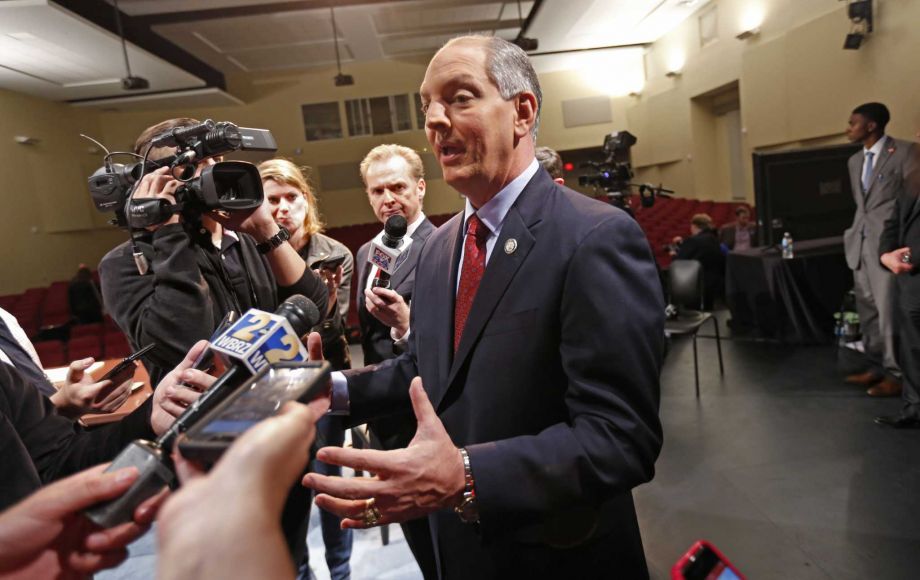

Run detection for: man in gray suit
[[843, 102, 915, 397]]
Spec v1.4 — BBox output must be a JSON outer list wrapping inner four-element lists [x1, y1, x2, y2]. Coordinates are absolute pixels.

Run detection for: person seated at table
[[670, 213, 725, 309], [719, 206, 758, 251], [0, 340, 213, 511], [0, 305, 134, 418]]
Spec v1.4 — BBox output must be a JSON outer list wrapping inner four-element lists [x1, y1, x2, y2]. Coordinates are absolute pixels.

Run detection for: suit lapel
[[434, 172, 550, 409], [427, 215, 463, 409], [445, 205, 536, 390], [866, 138, 895, 200], [905, 193, 920, 229], [850, 155, 865, 210], [388, 220, 432, 289]]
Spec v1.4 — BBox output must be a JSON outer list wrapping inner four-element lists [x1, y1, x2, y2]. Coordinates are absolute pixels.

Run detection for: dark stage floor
[[100, 324, 920, 579], [639, 322, 920, 579]]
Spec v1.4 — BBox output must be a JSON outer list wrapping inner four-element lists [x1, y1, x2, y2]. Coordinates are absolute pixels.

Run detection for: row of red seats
[[32, 333, 132, 369], [0, 272, 103, 338], [629, 197, 753, 269]]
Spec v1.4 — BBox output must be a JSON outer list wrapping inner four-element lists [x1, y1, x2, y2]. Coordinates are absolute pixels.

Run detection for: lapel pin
[[504, 238, 518, 255]]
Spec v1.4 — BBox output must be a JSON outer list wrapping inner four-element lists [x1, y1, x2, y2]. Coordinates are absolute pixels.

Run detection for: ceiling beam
[[50, 0, 226, 89], [130, 0, 471, 26]]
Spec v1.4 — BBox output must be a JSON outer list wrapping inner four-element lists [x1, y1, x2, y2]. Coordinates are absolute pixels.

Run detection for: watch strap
[[454, 447, 479, 524], [256, 227, 290, 254]]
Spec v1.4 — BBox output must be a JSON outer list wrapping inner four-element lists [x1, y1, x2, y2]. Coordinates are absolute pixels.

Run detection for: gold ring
[[362, 498, 381, 527]]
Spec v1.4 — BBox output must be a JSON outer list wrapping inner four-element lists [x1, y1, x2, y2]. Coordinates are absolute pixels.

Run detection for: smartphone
[[179, 361, 330, 465], [99, 343, 156, 384], [672, 540, 744, 580], [310, 254, 347, 271]]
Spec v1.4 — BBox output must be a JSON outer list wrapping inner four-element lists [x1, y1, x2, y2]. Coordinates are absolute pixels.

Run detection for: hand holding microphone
[[369, 215, 409, 289], [85, 295, 321, 528]]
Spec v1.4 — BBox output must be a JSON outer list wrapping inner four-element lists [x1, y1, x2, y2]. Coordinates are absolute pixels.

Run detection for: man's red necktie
[[454, 214, 488, 351]]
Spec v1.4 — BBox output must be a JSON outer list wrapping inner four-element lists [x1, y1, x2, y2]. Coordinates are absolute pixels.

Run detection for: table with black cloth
[[725, 236, 853, 344]]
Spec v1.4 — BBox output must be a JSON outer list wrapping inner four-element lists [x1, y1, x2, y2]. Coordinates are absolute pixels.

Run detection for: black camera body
[[578, 131, 638, 199], [577, 131, 670, 212], [87, 120, 277, 229]]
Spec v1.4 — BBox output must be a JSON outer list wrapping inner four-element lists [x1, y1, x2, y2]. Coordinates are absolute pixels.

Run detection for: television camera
[[85, 119, 277, 230], [578, 131, 672, 211]]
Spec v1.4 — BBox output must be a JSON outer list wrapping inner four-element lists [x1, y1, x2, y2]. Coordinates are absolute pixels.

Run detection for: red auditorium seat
[[33, 340, 67, 368], [41, 282, 70, 327], [104, 332, 132, 359], [103, 314, 120, 332], [0, 295, 19, 310], [71, 323, 104, 340], [68, 335, 103, 361]]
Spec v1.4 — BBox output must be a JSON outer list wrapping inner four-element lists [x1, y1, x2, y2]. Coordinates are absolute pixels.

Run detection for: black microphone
[[84, 295, 320, 528], [156, 295, 319, 453], [370, 215, 409, 289]]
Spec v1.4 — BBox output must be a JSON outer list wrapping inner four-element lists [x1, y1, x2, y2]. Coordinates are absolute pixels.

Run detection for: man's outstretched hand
[[302, 377, 465, 528]]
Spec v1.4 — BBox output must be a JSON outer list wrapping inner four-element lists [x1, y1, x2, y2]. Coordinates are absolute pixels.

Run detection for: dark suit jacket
[[675, 230, 725, 309], [0, 362, 155, 510], [880, 187, 920, 302], [345, 169, 664, 578], [355, 218, 436, 365]]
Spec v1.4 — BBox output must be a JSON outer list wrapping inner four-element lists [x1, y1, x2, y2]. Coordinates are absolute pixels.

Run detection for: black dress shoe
[[874, 415, 920, 429]]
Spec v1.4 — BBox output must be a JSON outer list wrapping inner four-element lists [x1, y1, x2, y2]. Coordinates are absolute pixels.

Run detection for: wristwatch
[[454, 447, 479, 524], [256, 227, 290, 254]]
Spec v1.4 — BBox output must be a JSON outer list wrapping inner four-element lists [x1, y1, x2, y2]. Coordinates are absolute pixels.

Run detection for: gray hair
[[444, 35, 542, 140], [535, 146, 563, 178]]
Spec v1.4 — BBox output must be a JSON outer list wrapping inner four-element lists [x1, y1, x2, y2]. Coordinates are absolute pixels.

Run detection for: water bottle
[[781, 232, 794, 259]]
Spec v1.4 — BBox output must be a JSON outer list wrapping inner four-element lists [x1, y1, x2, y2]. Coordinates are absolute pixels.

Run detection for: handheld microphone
[[84, 296, 320, 528], [370, 214, 409, 289]]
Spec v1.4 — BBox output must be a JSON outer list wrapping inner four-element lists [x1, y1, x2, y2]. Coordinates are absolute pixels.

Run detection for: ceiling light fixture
[[735, 27, 760, 40], [665, 70, 682, 78], [842, 0, 873, 50], [111, 0, 149, 90], [330, 6, 354, 86]]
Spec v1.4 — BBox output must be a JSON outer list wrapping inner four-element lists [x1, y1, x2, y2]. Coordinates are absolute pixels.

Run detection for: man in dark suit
[[304, 35, 664, 579], [843, 103, 915, 397], [354, 144, 438, 578], [875, 148, 920, 428], [355, 144, 436, 367]]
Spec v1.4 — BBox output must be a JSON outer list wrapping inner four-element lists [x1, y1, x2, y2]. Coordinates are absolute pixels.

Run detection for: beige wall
[[630, 0, 920, 201], [3, 0, 920, 293], [0, 88, 126, 295]]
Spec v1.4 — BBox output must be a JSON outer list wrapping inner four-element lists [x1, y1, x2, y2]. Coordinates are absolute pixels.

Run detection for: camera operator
[[98, 118, 328, 387]]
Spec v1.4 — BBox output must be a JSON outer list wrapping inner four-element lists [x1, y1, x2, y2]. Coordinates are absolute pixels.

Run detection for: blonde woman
[[257, 158, 354, 580]]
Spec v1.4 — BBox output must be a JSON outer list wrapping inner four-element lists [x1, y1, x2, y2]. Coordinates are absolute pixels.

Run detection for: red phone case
[[671, 540, 745, 580]]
